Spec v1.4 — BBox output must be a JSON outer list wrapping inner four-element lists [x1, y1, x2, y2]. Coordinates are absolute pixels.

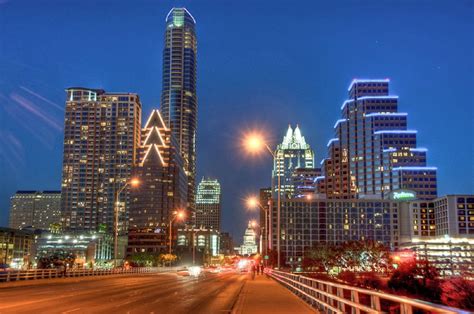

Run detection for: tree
[[304, 243, 339, 274], [388, 260, 441, 302], [158, 253, 177, 266], [130, 252, 154, 266]]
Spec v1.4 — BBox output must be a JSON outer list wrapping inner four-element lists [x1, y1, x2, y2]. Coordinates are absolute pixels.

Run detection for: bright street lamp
[[169, 210, 186, 256], [242, 131, 282, 269], [114, 178, 140, 267]]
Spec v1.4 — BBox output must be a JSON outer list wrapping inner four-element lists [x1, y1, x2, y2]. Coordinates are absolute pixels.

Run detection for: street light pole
[[243, 133, 281, 269], [113, 178, 139, 268], [114, 183, 128, 268], [263, 144, 281, 270]]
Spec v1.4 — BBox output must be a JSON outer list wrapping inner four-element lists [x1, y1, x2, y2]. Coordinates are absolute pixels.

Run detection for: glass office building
[[319, 79, 437, 200], [195, 178, 221, 231], [160, 8, 198, 211]]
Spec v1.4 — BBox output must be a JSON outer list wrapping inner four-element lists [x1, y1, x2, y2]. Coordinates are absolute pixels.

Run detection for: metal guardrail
[[265, 269, 470, 314], [0, 267, 177, 283]]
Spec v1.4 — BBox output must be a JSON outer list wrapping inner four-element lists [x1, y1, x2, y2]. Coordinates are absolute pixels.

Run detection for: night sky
[[0, 0, 473, 242]]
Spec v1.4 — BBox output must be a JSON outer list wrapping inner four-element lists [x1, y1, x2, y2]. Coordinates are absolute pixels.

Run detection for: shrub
[[337, 271, 357, 284], [441, 277, 474, 310], [357, 272, 382, 290]]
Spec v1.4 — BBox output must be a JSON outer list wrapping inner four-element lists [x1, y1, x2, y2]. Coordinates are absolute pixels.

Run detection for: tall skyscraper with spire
[[272, 125, 315, 198], [160, 8, 198, 211]]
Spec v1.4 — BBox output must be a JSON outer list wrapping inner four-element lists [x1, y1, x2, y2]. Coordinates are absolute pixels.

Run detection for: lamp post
[[246, 196, 268, 260], [114, 178, 139, 267], [169, 210, 185, 256], [243, 133, 282, 269]]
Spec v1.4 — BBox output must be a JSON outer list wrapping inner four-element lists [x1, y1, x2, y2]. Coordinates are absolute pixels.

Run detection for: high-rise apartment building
[[60, 88, 142, 233], [272, 125, 315, 199], [160, 8, 198, 210], [319, 79, 437, 200], [9, 191, 61, 230], [195, 178, 221, 231], [127, 110, 187, 255]]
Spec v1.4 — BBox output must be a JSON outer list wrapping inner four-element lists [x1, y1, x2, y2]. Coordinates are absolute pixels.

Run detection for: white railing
[[0, 267, 177, 283], [265, 269, 470, 314]]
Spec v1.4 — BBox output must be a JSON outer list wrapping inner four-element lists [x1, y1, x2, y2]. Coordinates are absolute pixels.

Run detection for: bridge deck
[[232, 273, 318, 314]]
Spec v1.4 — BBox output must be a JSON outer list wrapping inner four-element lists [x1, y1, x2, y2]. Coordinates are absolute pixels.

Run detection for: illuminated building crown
[[279, 124, 310, 150]]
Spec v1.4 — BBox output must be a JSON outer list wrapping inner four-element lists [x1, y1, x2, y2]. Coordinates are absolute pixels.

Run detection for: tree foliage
[[303, 241, 391, 274]]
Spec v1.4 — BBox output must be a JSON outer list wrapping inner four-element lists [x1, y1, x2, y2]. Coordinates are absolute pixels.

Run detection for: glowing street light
[[169, 210, 186, 256], [114, 178, 140, 267], [241, 130, 282, 269]]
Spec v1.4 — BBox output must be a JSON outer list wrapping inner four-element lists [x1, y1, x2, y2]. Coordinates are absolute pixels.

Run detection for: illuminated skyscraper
[[319, 79, 437, 200], [127, 110, 187, 255], [272, 125, 315, 198], [60, 88, 142, 233], [195, 178, 221, 231], [160, 8, 198, 211]]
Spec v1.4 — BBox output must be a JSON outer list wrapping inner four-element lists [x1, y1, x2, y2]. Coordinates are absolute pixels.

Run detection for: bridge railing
[[0, 267, 176, 283], [265, 269, 469, 314]]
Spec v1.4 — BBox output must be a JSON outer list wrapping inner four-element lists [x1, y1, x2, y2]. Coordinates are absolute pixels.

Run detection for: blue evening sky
[[0, 0, 473, 241]]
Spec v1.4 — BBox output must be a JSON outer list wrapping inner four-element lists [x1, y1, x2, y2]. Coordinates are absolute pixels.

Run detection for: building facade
[[35, 232, 113, 267], [195, 178, 221, 231], [9, 191, 61, 230], [160, 8, 198, 211], [272, 125, 315, 199], [127, 110, 187, 255], [0, 227, 34, 269], [318, 79, 437, 200], [60, 88, 142, 234], [399, 194, 474, 244], [271, 198, 399, 267], [176, 227, 220, 265]]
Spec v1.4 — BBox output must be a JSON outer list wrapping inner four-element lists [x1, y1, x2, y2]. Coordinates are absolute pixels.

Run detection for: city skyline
[[1, 0, 473, 240]]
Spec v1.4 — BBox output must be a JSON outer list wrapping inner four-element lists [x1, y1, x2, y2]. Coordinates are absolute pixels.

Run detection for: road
[[0, 271, 248, 314]]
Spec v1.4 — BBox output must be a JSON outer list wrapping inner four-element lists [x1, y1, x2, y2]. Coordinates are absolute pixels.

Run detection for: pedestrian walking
[[250, 263, 256, 280]]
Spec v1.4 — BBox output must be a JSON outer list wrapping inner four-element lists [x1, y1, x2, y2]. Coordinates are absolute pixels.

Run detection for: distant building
[[236, 222, 258, 256], [319, 79, 437, 200], [195, 178, 221, 231], [127, 110, 187, 256], [60, 88, 142, 234], [273, 125, 314, 199], [219, 232, 234, 255], [161, 8, 198, 210], [176, 227, 220, 265], [9, 191, 61, 230], [0, 227, 35, 269]]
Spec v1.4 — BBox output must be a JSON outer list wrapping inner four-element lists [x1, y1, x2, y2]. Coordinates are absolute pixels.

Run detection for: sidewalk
[[232, 274, 318, 314]]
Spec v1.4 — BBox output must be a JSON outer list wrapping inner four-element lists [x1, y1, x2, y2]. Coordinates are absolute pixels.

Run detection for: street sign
[[264, 255, 269, 260]]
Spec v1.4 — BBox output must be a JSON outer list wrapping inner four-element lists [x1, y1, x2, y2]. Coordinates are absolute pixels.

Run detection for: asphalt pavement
[[0, 271, 247, 314]]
